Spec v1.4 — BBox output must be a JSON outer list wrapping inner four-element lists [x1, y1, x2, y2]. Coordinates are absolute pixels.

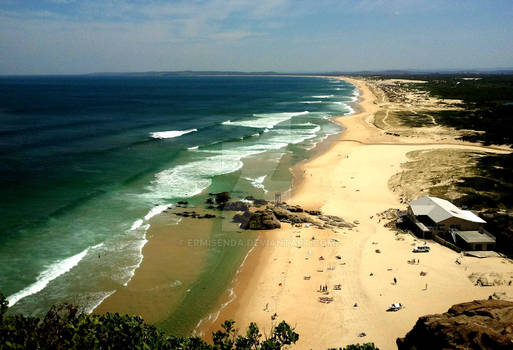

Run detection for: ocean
[[0, 75, 356, 332]]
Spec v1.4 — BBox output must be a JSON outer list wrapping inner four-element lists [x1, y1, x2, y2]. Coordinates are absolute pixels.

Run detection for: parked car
[[387, 302, 403, 312], [412, 245, 430, 253]]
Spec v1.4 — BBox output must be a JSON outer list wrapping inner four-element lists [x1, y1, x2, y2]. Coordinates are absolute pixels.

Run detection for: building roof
[[454, 230, 496, 244], [409, 196, 486, 224]]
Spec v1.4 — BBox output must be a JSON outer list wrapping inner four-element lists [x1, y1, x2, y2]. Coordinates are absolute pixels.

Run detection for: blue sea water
[[0, 75, 356, 318]]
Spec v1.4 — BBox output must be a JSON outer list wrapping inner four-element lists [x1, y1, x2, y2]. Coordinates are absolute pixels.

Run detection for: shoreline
[[93, 75, 355, 334], [199, 76, 513, 349], [197, 76, 377, 339]]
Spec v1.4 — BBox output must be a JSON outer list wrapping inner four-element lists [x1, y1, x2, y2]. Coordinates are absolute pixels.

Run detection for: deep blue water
[[0, 75, 356, 316]]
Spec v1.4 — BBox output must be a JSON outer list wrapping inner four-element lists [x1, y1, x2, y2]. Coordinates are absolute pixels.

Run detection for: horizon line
[[2, 67, 513, 77]]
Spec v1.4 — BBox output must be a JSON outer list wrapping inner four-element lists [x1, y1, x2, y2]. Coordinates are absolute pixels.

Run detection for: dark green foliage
[[448, 152, 513, 255], [373, 74, 513, 145], [395, 112, 435, 128], [0, 294, 299, 349]]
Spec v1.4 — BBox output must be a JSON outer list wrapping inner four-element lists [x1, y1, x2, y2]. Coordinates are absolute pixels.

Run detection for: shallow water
[[0, 75, 355, 321]]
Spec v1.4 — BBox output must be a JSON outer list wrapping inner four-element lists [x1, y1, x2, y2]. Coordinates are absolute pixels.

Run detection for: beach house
[[407, 196, 496, 251]]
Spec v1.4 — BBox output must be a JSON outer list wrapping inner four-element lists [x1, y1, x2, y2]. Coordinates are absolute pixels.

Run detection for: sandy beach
[[199, 77, 513, 349]]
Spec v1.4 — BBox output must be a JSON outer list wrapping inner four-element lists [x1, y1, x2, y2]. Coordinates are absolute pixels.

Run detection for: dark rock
[[286, 205, 304, 213], [177, 200, 188, 205], [233, 211, 251, 225], [245, 196, 268, 207], [272, 207, 310, 224], [306, 210, 321, 216], [253, 199, 268, 207], [214, 192, 231, 204], [218, 201, 249, 211], [205, 198, 215, 205], [239, 210, 281, 230], [397, 299, 513, 350], [198, 213, 216, 219]]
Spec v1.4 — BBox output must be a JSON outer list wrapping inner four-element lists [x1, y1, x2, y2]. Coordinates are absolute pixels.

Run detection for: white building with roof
[[407, 196, 495, 251]]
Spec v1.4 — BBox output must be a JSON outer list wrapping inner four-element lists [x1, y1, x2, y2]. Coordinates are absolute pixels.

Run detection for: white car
[[412, 245, 430, 253], [387, 303, 403, 312]]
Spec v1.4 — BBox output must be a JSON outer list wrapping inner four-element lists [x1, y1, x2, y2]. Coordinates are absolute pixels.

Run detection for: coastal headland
[[198, 77, 513, 349]]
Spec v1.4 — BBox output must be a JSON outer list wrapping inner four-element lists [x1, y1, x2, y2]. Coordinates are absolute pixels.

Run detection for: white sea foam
[[295, 122, 318, 127], [130, 219, 144, 230], [187, 145, 199, 150], [91, 243, 104, 249], [301, 100, 323, 104], [147, 155, 245, 201], [144, 204, 169, 221], [123, 224, 149, 286], [150, 129, 197, 139], [221, 120, 232, 125], [312, 95, 334, 98], [244, 175, 267, 192], [84, 290, 116, 314], [224, 111, 309, 129], [345, 105, 355, 116], [351, 88, 360, 101], [7, 248, 89, 307]]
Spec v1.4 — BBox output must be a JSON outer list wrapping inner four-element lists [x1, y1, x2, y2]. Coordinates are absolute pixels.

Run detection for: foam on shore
[[7, 248, 90, 307]]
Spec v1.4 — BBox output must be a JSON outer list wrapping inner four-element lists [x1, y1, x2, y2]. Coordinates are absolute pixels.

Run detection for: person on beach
[[393, 277, 397, 285]]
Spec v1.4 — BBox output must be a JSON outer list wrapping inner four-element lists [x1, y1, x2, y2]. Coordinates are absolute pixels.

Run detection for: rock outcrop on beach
[[224, 198, 355, 230], [234, 210, 281, 230], [209, 192, 232, 204], [396, 299, 513, 350], [245, 196, 268, 207], [175, 211, 216, 219], [272, 206, 311, 224], [202, 193, 355, 231], [217, 201, 249, 211]]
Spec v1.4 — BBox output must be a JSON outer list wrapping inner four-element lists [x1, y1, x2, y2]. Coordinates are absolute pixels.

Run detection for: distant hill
[[86, 69, 513, 77]]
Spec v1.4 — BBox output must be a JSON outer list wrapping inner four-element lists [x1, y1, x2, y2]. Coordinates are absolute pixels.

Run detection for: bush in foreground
[[1, 293, 377, 349], [0, 293, 298, 349]]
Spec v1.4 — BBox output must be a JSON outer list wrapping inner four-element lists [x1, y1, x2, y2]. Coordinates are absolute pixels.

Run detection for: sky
[[0, 0, 512, 75]]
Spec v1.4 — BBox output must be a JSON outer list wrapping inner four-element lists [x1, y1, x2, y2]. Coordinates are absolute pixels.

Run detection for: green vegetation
[[377, 74, 513, 145], [0, 292, 380, 349], [373, 74, 513, 255], [394, 111, 435, 128], [0, 293, 299, 349], [453, 152, 513, 255]]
